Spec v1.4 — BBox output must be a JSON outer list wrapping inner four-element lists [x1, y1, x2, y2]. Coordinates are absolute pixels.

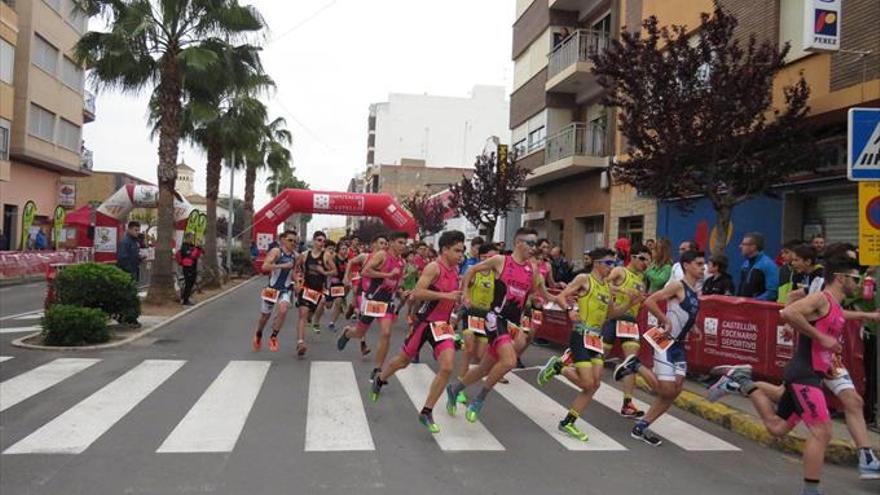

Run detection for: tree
[[352, 219, 387, 244], [402, 190, 447, 238], [449, 152, 529, 239], [75, 0, 265, 303], [592, 5, 815, 256]]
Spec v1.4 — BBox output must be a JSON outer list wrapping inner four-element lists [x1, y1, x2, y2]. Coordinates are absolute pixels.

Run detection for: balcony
[[83, 91, 96, 123], [81, 147, 93, 171], [546, 29, 608, 94], [525, 123, 609, 186]]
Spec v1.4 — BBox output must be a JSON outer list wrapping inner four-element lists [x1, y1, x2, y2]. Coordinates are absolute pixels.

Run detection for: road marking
[[4, 359, 185, 455], [305, 361, 374, 452], [556, 377, 740, 451], [494, 373, 626, 450], [0, 310, 43, 322], [11, 311, 43, 320], [158, 361, 270, 453], [0, 356, 13, 363], [395, 364, 504, 451], [1, 358, 101, 412], [0, 325, 41, 334]]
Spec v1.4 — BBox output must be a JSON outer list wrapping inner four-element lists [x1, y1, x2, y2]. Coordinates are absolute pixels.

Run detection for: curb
[[0, 275, 44, 287], [634, 377, 857, 465], [11, 276, 259, 351]]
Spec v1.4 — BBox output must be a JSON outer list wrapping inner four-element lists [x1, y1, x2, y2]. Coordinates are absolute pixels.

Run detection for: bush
[[229, 247, 253, 277], [41, 304, 109, 346], [55, 263, 141, 324]]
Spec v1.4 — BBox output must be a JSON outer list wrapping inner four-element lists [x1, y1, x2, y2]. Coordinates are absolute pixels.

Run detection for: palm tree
[[74, 0, 265, 303], [265, 164, 309, 197]]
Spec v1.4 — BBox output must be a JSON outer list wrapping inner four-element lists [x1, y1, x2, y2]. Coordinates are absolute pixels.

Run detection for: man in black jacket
[[116, 221, 144, 282]]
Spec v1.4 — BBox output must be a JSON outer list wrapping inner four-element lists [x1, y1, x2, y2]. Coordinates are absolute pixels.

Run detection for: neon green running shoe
[[311, 323, 321, 334], [558, 421, 588, 442], [537, 355, 563, 386], [456, 391, 468, 405], [465, 399, 484, 423], [419, 412, 440, 434]]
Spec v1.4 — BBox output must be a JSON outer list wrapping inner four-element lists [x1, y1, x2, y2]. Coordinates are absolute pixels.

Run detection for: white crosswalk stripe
[[555, 376, 740, 451], [157, 360, 271, 453], [395, 364, 505, 451], [0, 325, 40, 334], [4, 359, 185, 455], [305, 361, 374, 452], [11, 312, 43, 320], [494, 373, 626, 450], [1, 358, 101, 412], [0, 356, 13, 363]]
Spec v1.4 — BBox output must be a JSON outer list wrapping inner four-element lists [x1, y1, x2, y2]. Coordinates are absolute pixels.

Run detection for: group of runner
[[251, 227, 878, 491]]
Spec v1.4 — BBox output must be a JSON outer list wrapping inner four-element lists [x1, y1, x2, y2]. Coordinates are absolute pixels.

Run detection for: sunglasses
[[598, 259, 617, 267], [834, 272, 864, 283], [520, 239, 537, 247], [634, 255, 650, 262]]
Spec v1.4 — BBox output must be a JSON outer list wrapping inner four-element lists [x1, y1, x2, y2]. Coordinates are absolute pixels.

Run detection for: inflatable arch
[[252, 189, 417, 261]]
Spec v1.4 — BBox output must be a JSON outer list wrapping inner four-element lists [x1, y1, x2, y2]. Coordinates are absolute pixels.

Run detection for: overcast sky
[[82, 0, 513, 230]]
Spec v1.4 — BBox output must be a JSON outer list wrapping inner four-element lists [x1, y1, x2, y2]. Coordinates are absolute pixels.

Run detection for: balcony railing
[[84, 91, 96, 117], [81, 147, 93, 170], [544, 123, 606, 164], [548, 29, 609, 80]]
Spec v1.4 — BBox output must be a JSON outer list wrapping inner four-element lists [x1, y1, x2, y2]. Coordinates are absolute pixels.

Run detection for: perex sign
[[804, 0, 841, 52]]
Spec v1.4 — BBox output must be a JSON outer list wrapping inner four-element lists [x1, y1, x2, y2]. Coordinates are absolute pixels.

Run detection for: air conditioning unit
[[600, 170, 609, 189]]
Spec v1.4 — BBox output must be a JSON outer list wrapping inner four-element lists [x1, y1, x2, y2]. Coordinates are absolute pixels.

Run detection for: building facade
[[175, 162, 229, 220], [0, 0, 93, 250]]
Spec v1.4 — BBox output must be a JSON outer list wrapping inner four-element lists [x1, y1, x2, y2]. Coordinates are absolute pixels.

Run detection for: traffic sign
[[848, 107, 880, 181], [859, 181, 880, 266]]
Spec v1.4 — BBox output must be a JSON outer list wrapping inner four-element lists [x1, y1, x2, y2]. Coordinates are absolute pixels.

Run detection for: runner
[[369, 230, 466, 433], [459, 236, 484, 275], [311, 239, 338, 329], [610, 250, 705, 446], [326, 241, 351, 331], [252, 230, 298, 352], [454, 242, 499, 405], [602, 243, 651, 418], [293, 231, 336, 357], [342, 234, 389, 357], [445, 227, 550, 422], [338, 231, 408, 381], [513, 239, 557, 368], [706, 256, 873, 493], [534, 248, 642, 441]]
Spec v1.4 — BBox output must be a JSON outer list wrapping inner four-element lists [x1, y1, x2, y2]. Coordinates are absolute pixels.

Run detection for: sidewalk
[[636, 374, 879, 465]]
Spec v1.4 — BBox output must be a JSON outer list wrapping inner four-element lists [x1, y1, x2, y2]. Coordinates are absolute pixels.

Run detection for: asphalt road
[[0, 278, 874, 495], [0, 282, 46, 319]]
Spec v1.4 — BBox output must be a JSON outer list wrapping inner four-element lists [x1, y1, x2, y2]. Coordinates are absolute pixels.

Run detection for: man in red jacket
[[176, 233, 202, 306]]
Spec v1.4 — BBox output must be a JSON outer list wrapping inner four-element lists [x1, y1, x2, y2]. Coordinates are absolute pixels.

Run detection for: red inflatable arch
[[251, 189, 417, 264]]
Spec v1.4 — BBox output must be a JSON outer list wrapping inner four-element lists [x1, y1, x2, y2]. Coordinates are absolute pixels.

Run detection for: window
[[33, 34, 59, 75], [28, 104, 55, 142], [0, 118, 10, 161], [67, 0, 89, 33], [618, 215, 644, 246], [58, 119, 81, 151], [513, 138, 527, 156], [60, 56, 83, 91], [0, 39, 13, 84], [528, 126, 546, 152], [44, 0, 62, 12]]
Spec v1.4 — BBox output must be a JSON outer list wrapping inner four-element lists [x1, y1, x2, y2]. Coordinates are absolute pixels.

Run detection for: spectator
[[776, 239, 804, 303], [34, 228, 48, 250], [810, 234, 826, 262], [645, 238, 673, 292], [787, 244, 824, 301], [664, 239, 699, 288], [614, 237, 632, 266], [117, 221, 144, 282], [250, 242, 259, 258], [550, 245, 574, 284], [460, 236, 484, 274], [736, 232, 779, 301], [175, 232, 202, 306], [645, 238, 656, 252], [702, 254, 735, 296]]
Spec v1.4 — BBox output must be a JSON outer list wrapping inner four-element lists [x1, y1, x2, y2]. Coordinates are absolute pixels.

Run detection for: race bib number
[[362, 300, 389, 318], [647, 312, 659, 328], [583, 331, 604, 354], [330, 285, 346, 298], [616, 320, 640, 340], [644, 327, 675, 353], [430, 322, 456, 341], [520, 316, 532, 334], [261, 287, 280, 304], [561, 348, 573, 366], [531, 310, 543, 327], [302, 287, 323, 304], [467, 316, 487, 335]]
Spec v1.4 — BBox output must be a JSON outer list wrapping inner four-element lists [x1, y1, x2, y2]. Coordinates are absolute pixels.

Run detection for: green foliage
[[228, 247, 253, 276], [41, 304, 109, 346], [55, 263, 141, 324]]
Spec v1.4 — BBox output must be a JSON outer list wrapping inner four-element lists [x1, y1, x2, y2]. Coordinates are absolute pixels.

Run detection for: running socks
[[420, 406, 432, 416], [448, 379, 466, 398], [561, 409, 579, 426], [270, 328, 280, 338], [801, 479, 820, 495], [476, 386, 492, 402], [623, 395, 633, 407]]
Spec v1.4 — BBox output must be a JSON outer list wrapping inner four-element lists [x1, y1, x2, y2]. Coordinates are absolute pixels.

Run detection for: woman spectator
[[175, 233, 202, 306], [645, 238, 673, 293], [702, 254, 735, 296]]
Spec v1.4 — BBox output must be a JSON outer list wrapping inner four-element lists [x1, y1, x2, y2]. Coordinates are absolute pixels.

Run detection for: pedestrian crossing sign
[[848, 107, 880, 181]]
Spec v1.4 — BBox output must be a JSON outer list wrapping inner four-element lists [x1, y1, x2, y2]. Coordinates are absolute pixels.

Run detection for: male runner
[[513, 239, 557, 367], [459, 236, 484, 275], [535, 248, 641, 441], [342, 235, 388, 356], [326, 241, 351, 331], [454, 242, 499, 404], [294, 231, 336, 356], [370, 230, 465, 433], [338, 231, 407, 380], [445, 228, 549, 422], [252, 230, 298, 352], [602, 243, 651, 418], [310, 239, 337, 329], [611, 250, 705, 446]]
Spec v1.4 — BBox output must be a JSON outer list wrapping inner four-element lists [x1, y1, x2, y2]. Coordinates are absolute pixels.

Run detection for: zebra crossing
[[1, 357, 741, 456]]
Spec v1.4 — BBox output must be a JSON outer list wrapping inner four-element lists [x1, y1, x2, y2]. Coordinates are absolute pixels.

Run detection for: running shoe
[[369, 379, 382, 403], [631, 425, 662, 446], [537, 355, 563, 386], [456, 391, 468, 405], [369, 368, 380, 383], [252, 334, 261, 351], [418, 412, 440, 434], [465, 399, 484, 423], [859, 453, 880, 480], [709, 364, 753, 377], [311, 323, 321, 334], [445, 385, 458, 416], [360, 340, 371, 356], [620, 403, 645, 418], [498, 377, 509, 384], [269, 335, 279, 352], [516, 358, 525, 369], [328, 322, 336, 332], [707, 374, 740, 402], [296, 341, 307, 357], [337, 330, 350, 351], [613, 354, 641, 382], [707, 365, 754, 402], [558, 421, 588, 442]]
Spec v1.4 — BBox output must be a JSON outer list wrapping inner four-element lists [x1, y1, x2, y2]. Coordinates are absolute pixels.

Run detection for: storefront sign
[[858, 181, 880, 266], [803, 0, 840, 52], [58, 183, 76, 207], [94, 226, 117, 253]]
